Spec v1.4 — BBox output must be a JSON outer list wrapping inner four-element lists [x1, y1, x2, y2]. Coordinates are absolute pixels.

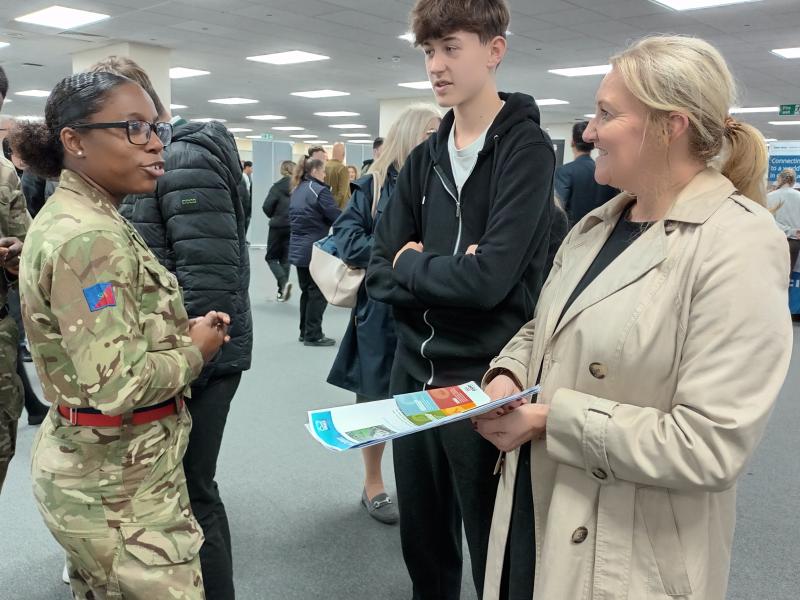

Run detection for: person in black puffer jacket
[[263, 159, 295, 301], [289, 155, 341, 347], [91, 57, 250, 600]]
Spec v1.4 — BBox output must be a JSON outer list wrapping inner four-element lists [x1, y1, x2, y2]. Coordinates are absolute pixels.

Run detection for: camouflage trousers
[[31, 404, 205, 599], [0, 314, 23, 494]]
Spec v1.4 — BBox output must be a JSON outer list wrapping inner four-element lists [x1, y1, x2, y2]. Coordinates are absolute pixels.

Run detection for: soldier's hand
[[0, 237, 23, 275], [190, 311, 229, 362]]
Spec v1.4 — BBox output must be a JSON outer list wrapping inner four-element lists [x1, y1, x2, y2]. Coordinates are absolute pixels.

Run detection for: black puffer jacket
[[120, 120, 252, 383]]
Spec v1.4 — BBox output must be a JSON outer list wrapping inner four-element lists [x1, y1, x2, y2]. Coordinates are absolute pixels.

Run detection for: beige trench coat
[[482, 168, 793, 600]]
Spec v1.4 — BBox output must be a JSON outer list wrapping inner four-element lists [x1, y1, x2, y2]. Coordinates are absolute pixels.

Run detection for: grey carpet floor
[[0, 248, 797, 599]]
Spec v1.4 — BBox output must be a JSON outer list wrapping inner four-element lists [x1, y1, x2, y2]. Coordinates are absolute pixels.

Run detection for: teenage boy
[[367, 1, 556, 599]]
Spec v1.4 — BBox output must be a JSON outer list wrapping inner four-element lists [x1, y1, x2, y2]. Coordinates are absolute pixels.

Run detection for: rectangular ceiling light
[[730, 106, 779, 114], [340, 133, 371, 137], [291, 89, 350, 98], [209, 97, 258, 105], [170, 103, 187, 109], [584, 113, 596, 118], [399, 32, 416, 43], [537, 98, 570, 106], [650, 0, 761, 9], [0, 42, 9, 49], [330, 124, 367, 129], [15, 6, 110, 29], [246, 114, 287, 120], [771, 47, 800, 59], [314, 111, 360, 117], [290, 134, 317, 139], [273, 126, 305, 131], [769, 121, 800, 125], [398, 81, 432, 89], [304, 140, 329, 144], [549, 64, 611, 77], [764, 138, 777, 142], [227, 128, 252, 132], [191, 118, 226, 123], [246, 135, 263, 139], [170, 67, 210, 79], [247, 51, 330, 65], [348, 139, 374, 144], [16, 90, 50, 97]]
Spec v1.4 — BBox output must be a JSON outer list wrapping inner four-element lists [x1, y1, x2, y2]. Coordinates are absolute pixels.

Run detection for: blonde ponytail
[[721, 118, 767, 206]]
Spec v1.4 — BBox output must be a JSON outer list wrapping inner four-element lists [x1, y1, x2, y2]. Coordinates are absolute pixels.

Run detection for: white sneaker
[[62, 562, 70, 585]]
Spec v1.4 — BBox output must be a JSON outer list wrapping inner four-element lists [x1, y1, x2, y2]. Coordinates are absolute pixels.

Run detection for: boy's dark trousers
[[391, 362, 500, 600]]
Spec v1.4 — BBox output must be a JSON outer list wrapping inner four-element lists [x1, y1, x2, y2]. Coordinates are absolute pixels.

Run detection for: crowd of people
[[0, 0, 797, 599]]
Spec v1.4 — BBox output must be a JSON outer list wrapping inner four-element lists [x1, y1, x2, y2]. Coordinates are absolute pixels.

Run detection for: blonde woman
[[474, 36, 793, 599], [327, 105, 440, 524]]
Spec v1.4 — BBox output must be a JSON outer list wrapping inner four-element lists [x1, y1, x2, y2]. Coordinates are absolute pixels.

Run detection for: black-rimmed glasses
[[69, 120, 173, 146]]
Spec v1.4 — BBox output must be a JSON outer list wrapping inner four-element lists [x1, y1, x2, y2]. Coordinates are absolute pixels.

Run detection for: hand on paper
[[474, 403, 549, 453]]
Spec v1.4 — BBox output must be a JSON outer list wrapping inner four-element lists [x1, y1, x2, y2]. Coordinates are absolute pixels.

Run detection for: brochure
[[306, 381, 540, 452]]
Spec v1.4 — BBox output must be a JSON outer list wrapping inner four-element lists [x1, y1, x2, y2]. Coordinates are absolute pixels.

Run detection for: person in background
[[308, 145, 327, 165], [242, 160, 253, 233], [289, 155, 341, 347], [0, 64, 31, 492], [263, 160, 295, 302], [361, 137, 383, 174], [475, 35, 792, 600], [555, 120, 619, 228], [328, 104, 441, 525], [326, 143, 351, 209], [767, 167, 800, 273], [91, 56, 252, 600], [0, 73, 49, 429], [347, 165, 359, 181]]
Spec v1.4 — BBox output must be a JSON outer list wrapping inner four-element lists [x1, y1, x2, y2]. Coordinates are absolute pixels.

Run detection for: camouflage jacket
[[19, 170, 203, 414], [0, 156, 31, 306]]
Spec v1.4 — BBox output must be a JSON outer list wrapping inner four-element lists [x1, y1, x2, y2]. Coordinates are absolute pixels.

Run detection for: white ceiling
[[1, 0, 799, 141]]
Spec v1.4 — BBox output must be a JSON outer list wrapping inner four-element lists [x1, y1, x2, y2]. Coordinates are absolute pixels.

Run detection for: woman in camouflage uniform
[[12, 72, 229, 599]]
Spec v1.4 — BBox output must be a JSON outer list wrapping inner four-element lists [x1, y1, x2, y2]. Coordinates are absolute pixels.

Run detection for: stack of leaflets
[[306, 381, 540, 452]]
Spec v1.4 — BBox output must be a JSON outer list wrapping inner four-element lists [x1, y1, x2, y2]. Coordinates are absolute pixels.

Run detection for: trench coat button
[[571, 527, 589, 544], [589, 362, 607, 379], [592, 468, 608, 480]]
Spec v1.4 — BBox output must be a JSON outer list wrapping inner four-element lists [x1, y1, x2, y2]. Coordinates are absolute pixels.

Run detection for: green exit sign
[[779, 104, 800, 116], [260, 133, 274, 141]]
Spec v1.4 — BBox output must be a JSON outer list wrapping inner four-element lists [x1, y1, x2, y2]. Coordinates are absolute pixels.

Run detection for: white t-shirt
[[448, 123, 490, 194], [767, 186, 800, 238]]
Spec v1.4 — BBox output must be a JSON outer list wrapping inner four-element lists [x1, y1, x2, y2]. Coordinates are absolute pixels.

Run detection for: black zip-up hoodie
[[367, 92, 556, 389]]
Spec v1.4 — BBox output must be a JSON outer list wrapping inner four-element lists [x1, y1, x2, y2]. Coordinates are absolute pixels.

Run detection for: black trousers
[[499, 442, 536, 600], [391, 364, 501, 600], [184, 372, 242, 600], [296, 266, 327, 341], [266, 227, 291, 291]]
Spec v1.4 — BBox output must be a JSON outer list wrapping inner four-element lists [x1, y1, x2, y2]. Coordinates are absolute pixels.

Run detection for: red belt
[[57, 398, 183, 427]]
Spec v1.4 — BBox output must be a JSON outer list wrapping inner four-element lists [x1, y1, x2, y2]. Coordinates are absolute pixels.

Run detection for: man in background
[[361, 137, 383, 175]]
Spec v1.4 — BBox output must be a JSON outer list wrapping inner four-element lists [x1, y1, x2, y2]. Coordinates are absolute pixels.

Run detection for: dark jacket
[[262, 175, 291, 228], [119, 120, 252, 383], [554, 154, 618, 226], [19, 171, 57, 218], [328, 170, 398, 398], [367, 92, 556, 386], [289, 176, 341, 267]]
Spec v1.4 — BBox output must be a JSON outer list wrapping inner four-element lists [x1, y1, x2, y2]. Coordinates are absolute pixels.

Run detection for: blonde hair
[[612, 35, 767, 205], [776, 168, 796, 188], [369, 104, 441, 191], [279, 160, 295, 178]]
